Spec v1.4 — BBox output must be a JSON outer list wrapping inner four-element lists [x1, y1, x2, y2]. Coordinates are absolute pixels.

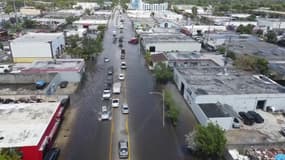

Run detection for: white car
[[118, 73, 125, 80], [0, 64, 12, 73], [121, 62, 127, 69], [121, 104, 129, 114], [112, 99, 120, 108], [102, 89, 111, 99], [101, 106, 110, 120]]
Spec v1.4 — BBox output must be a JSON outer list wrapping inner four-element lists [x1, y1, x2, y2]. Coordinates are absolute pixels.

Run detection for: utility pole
[[13, 0, 18, 25]]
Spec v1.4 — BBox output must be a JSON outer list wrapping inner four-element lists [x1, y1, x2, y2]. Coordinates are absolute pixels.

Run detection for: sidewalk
[[166, 83, 198, 158]]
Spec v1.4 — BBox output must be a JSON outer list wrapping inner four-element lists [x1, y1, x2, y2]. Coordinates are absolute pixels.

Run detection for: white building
[[141, 33, 201, 53], [257, 18, 285, 31], [20, 6, 41, 16], [10, 32, 65, 63], [72, 2, 100, 10], [73, 19, 108, 29], [183, 25, 227, 35], [223, 21, 257, 27], [174, 67, 285, 130], [141, 2, 168, 11]]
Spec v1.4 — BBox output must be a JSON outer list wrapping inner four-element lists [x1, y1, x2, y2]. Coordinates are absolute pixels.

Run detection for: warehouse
[[0, 95, 67, 160], [10, 32, 65, 63], [141, 33, 201, 53], [173, 66, 285, 130]]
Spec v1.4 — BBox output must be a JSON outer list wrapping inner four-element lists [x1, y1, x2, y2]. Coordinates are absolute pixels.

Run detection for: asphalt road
[[60, 8, 194, 160]]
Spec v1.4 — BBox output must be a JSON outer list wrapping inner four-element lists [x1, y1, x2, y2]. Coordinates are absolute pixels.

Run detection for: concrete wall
[[209, 117, 233, 130], [11, 42, 51, 58], [145, 42, 201, 52], [0, 73, 56, 84], [195, 94, 285, 112]]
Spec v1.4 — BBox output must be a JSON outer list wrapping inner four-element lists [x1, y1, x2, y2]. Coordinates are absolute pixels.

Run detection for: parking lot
[[227, 110, 285, 144]]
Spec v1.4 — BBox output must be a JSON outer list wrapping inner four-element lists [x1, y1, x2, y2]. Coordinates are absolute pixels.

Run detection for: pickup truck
[[113, 82, 121, 94]]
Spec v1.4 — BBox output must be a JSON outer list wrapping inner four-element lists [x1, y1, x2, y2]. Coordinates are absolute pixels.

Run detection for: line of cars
[[238, 110, 264, 126]]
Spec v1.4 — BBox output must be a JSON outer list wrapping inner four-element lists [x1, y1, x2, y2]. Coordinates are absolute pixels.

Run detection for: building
[[141, 33, 201, 53], [73, 19, 108, 30], [10, 32, 65, 63], [0, 95, 67, 160], [130, 0, 168, 11], [72, 2, 100, 10], [182, 25, 227, 35], [141, 2, 168, 11], [257, 18, 285, 31], [164, 51, 226, 68], [174, 66, 285, 130], [20, 6, 42, 16]]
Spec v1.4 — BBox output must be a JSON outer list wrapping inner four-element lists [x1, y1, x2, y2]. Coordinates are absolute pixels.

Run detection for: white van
[[0, 64, 12, 73], [113, 82, 121, 94]]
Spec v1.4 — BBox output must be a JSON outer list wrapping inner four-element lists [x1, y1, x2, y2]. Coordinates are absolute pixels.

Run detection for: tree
[[192, 6, 198, 17], [236, 24, 255, 34], [22, 19, 37, 29], [234, 55, 269, 74], [265, 30, 277, 43], [164, 90, 180, 126], [85, 9, 91, 16], [0, 148, 22, 160], [65, 16, 79, 25], [186, 123, 227, 158], [247, 15, 256, 21], [154, 62, 173, 84]]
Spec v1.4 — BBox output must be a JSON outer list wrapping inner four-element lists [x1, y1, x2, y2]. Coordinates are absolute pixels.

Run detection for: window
[[149, 46, 155, 52]]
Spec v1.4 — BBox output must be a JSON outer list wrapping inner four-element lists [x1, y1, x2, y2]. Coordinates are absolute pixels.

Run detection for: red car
[[128, 37, 138, 44]]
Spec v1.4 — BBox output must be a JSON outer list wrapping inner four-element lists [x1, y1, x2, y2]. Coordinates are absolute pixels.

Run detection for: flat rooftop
[[165, 51, 226, 66], [12, 32, 63, 43], [141, 33, 196, 43], [21, 59, 85, 73], [199, 103, 232, 118], [0, 96, 62, 148], [176, 67, 285, 95], [229, 39, 285, 61]]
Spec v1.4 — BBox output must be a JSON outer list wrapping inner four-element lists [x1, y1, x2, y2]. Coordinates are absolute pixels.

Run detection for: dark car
[[247, 111, 264, 123], [59, 81, 68, 88], [119, 43, 123, 48], [128, 37, 138, 44], [44, 148, 60, 160], [239, 111, 254, 125], [118, 140, 128, 159], [119, 36, 123, 43], [107, 66, 113, 75], [121, 48, 126, 54]]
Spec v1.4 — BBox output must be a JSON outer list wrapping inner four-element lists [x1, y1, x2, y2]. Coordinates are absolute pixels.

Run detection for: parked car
[[102, 89, 111, 99], [104, 57, 110, 63], [119, 73, 125, 80], [35, 80, 47, 89], [121, 61, 127, 69], [121, 48, 126, 54], [128, 37, 138, 44], [119, 43, 123, 48], [107, 66, 114, 75], [59, 81, 68, 88], [247, 111, 264, 123], [119, 36, 123, 43], [121, 104, 129, 114], [121, 54, 125, 59], [44, 148, 60, 160], [232, 117, 241, 128], [101, 106, 110, 120], [239, 111, 254, 126], [118, 140, 129, 159], [112, 99, 120, 108], [0, 64, 12, 73]]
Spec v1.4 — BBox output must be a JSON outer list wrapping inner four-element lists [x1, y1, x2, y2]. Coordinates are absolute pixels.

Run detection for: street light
[[149, 90, 165, 128]]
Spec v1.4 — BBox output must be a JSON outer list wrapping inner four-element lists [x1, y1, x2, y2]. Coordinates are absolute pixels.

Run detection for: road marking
[[109, 111, 114, 160], [126, 116, 131, 160]]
